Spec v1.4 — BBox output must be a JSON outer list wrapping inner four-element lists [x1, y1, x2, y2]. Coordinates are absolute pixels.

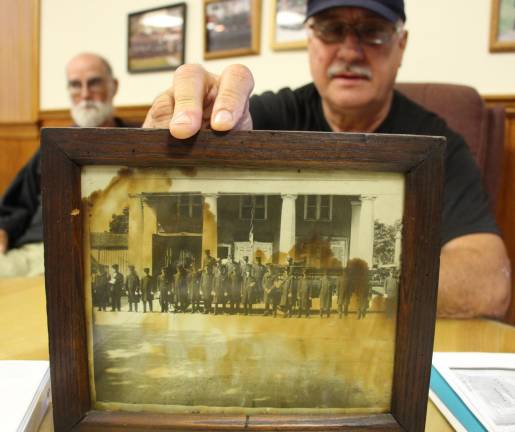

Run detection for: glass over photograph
[[497, 0, 515, 42], [271, 0, 307, 49], [128, 3, 186, 73], [204, 0, 260, 58], [83, 166, 404, 415]]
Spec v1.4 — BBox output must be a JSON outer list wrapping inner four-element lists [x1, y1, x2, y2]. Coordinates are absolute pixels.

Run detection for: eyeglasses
[[67, 77, 107, 96], [309, 19, 403, 46]]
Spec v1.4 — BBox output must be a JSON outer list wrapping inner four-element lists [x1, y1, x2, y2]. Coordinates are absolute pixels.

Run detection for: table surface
[[1, 275, 514, 432]]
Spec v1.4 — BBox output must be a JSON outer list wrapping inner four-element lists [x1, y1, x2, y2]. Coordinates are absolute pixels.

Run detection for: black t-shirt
[[249, 83, 498, 245], [0, 151, 42, 249]]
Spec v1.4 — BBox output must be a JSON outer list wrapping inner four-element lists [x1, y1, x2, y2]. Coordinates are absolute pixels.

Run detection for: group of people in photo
[[91, 250, 400, 319]]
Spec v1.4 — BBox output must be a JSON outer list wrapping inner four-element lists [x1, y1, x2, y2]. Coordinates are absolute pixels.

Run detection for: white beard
[[70, 100, 114, 127]]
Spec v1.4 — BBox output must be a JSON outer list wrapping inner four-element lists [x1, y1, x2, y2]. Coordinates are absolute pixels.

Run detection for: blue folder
[[429, 366, 487, 432]]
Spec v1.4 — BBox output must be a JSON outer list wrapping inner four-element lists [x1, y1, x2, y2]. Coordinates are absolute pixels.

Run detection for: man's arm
[[0, 151, 41, 250], [143, 64, 254, 138], [437, 233, 511, 319]]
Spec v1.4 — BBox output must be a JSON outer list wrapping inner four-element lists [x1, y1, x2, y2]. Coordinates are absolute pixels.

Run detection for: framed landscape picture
[[270, 0, 307, 50], [490, 0, 515, 52], [204, 0, 261, 59], [42, 128, 444, 431], [128, 3, 187, 73]]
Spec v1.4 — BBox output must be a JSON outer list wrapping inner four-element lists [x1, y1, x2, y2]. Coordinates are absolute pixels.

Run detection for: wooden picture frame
[[127, 3, 187, 73], [42, 128, 444, 431], [490, 0, 515, 52], [270, 0, 307, 51], [204, 0, 261, 59]]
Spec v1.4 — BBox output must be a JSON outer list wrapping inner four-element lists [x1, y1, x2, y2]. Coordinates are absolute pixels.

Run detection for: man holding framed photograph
[[143, 0, 511, 319]]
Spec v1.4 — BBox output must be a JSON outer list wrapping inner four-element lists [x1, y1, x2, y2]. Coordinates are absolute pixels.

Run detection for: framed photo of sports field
[[270, 0, 307, 51], [41, 128, 444, 431], [204, 0, 261, 59], [127, 3, 187, 73]]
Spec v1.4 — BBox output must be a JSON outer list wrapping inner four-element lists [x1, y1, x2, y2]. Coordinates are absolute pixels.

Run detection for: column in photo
[[349, 200, 361, 260], [128, 194, 144, 273], [357, 195, 376, 266], [279, 193, 297, 264], [202, 193, 218, 268], [142, 196, 157, 272]]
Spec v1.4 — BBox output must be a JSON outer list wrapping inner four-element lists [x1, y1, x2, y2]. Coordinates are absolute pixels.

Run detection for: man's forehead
[[314, 6, 387, 21], [67, 56, 109, 80]]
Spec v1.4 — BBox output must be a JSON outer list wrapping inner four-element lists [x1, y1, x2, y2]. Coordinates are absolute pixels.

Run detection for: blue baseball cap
[[306, 0, 406, 22]]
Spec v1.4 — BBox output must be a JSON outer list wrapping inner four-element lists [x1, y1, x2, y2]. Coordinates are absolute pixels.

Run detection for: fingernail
[[214, 109, 233, 126], [171, 111, 192, 125]]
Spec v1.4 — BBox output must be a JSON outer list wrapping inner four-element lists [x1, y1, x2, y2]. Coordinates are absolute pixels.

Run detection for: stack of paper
[[0, 361, 51, 432], [430, 352, 515, 432]]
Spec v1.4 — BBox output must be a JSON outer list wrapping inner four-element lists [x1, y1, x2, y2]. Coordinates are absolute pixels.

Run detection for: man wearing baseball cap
[[143, 0, 511, 319]]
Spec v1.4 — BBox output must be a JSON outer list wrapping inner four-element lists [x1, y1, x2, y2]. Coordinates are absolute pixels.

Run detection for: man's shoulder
[[385, 90, 452, 137], [388, 90, 476, 165]]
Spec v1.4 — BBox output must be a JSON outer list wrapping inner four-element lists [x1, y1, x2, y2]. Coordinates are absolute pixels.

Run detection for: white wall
[[40, 0, 515, 110]]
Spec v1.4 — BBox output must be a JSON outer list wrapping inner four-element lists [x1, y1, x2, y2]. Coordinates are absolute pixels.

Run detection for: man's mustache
[[327, 63, 372, 80], [75, 100, 101, 110]]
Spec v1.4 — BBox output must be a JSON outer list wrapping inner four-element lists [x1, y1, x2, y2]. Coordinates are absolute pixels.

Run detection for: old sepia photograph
[[83, 166, 404, 415]]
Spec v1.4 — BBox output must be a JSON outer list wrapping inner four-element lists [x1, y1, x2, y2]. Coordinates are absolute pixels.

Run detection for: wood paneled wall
[[0, 0, 39, 122], [0, 0, 40, 193]]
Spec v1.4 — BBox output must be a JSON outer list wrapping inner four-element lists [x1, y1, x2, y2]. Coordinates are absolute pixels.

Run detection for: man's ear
[[400, 29, 408, 50], [398, 29, 408, 67], [112, 78, 119, 97]]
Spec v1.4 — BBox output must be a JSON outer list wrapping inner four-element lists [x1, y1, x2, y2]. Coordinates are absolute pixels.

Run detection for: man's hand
[[143, 64, 254, 139], [0, 229, 8, 254], [437, 233, 511, 319]]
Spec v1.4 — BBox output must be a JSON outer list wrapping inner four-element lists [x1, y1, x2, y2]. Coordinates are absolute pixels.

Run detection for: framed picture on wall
[[270, 0, 307, 50], [490, 0, 515, 52], [128, 3, 187, 73], [42, 127, 444, 431], [204, 0, 261, 59]]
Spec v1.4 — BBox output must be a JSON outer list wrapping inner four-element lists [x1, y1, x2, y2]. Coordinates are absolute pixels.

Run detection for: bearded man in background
[[0, 52, 125, 277], [66, 52, 120, 128]]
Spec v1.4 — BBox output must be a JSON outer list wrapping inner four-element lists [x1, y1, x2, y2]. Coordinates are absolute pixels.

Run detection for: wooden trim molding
[[0, 122, 40, 139], [483, 94, 515, 109], [0, 0, 39, 122], [31, 0, 40, 120], [39, 105, 149, 128]]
